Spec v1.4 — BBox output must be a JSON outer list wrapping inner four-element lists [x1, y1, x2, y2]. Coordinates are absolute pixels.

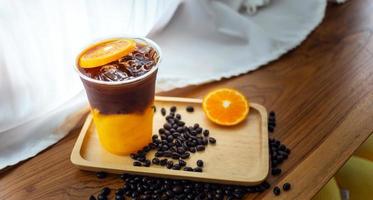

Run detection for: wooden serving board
[[71, 96, 269, 185]]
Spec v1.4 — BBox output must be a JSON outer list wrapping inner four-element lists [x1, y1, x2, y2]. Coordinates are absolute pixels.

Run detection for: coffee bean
[[180, 152, 190, 159], [268, 126, 274, 133], [193, 123, 200, 129], [197, 160, 204, 167], [166, 160, 174, 169], [97, 194, 107, 200], [161, 108, 166, 116], [186, 106, 194, 112], [176, 127, 183, 132], [115, 194, 124, 200], [271, 168, 282, 176], [143, 145, 151, 152], [183, 167, 193, 171], [170, 163, 180, 169], [196, 145, 205, 151], [283, 183, 291, 191], [137, 156, 146, 162], [176, 114, 181, 120], [208, 137, 216, 144], [269, 121, 276, 127], [172, 152, 180, 159], [115, 188, 124, 196], [167, 135, 174, 142], [96, 171, 107, 179], [169, 106, 176, 113], [193, 167, 203, 172], [177, 121, 185, 126], [143, 160, 151, 167], [89, 195, 96, 200], [152, 135, 159, 140], [273, 186, 281, 196], [179, 159, 187, 167], [189, 147, 196, 153], [202, 138, 208, 145], [130, 153, 137, 159], [133, 161, 142, 166], [164, 123, 171, 130], [197, 128, 203, 134], [203, 129, 210, 137], [172, 185, 184, 194], [160, 159, 168, 166], [161, 145, 169, 151], [100, 187, 111, 196], [155, 151, 163, 157], [163, 151, 172, 157]]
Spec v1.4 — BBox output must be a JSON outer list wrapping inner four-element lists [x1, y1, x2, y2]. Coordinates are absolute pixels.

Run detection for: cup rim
[[74, 36, 162, 85]]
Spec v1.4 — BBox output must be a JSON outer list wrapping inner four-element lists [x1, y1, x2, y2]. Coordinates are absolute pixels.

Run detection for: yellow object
[[353, 134, 373, 161], [92, 106, 153, 155], [79, 38, 136, 68], [335, 156, 373, 200], [202, 88, 249, 126], [312, 178, 341, 200]]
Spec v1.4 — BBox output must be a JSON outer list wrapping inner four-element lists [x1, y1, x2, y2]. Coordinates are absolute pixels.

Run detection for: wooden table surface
[[1, 1, 373, 199]]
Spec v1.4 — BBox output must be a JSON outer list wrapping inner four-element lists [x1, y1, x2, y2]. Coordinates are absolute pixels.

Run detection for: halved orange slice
[[202, 88, 249, 126], [79, 38, 136, 68]]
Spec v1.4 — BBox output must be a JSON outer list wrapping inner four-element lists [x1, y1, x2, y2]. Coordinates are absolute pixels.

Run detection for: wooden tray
[[71, 96, 269, 185]]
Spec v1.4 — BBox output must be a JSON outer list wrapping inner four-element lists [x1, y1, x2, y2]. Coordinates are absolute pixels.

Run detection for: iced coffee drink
[[75, 37, 160, 155]]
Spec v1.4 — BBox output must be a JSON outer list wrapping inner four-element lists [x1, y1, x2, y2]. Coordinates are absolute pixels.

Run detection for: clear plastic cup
[[75, 37, 161, 155]]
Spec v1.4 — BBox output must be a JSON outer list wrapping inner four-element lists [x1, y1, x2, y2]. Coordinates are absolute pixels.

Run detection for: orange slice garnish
[[79, 38, 136, 68], [202, 88, 249, 126]]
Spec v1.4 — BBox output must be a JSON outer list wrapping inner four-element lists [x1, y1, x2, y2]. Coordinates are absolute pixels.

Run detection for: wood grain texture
[[1, 0, 373, 199]]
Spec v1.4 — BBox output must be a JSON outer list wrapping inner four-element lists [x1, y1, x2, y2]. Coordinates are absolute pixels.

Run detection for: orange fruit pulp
[[202, 88, 249, 126]]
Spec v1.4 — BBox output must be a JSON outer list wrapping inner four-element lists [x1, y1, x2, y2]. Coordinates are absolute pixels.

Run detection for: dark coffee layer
[[81, 70, 157, 115]]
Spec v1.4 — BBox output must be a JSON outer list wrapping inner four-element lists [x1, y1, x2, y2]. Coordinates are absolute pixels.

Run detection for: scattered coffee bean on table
[[283, 182, 291, 191], [96, 171, 107, 179], [97, 194, 107, 200], [273, 186, 281, 196], [271, 168, 282, 176], [89, 195, 96, 200]]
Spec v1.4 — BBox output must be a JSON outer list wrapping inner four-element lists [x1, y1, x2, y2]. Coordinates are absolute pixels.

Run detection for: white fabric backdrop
[[0, 0, 326, 169]]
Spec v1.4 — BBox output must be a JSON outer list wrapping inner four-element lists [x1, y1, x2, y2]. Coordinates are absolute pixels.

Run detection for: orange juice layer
[[92, 106, 153, 155]]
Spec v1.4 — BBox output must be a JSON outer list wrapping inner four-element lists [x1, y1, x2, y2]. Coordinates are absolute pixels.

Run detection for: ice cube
[[98, 64, 129, 81]]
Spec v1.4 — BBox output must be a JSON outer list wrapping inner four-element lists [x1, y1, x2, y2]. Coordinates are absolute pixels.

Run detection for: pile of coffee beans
[[267, 111, 292, 196], [93, 174, 271, 200], [89, 110, 292, 199], [269, 138, 290, 175], [129, 106, 216, 172]]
